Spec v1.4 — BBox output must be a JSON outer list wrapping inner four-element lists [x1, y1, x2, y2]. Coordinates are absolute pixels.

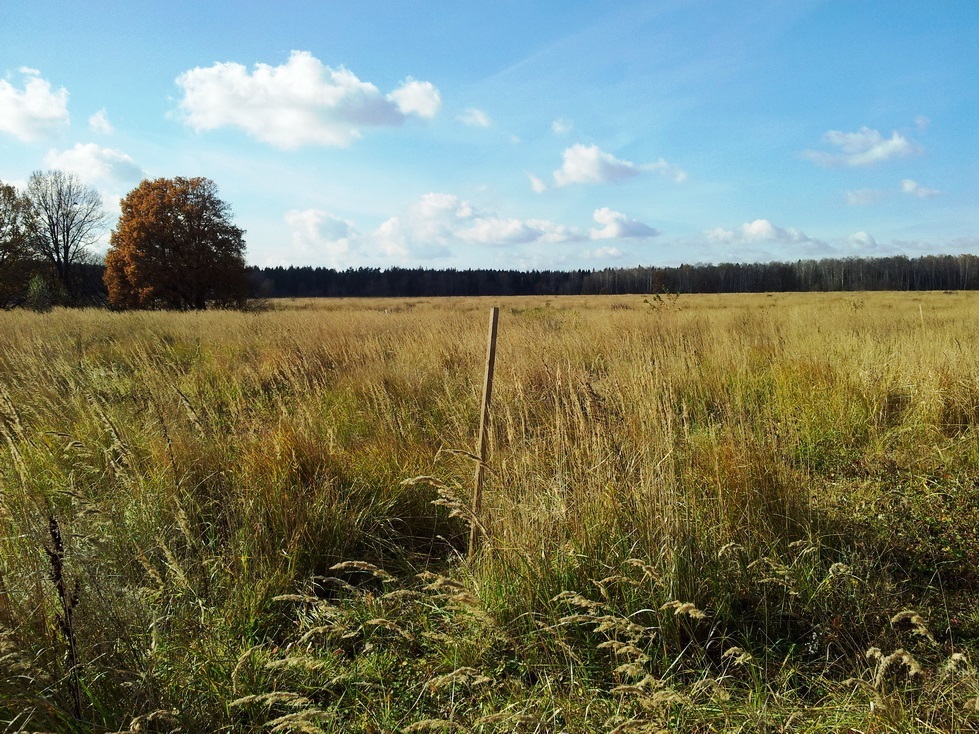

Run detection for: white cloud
[[388, 78, 441, 119], [175, 51, 440, 149], [697, 219, 832, 262], [551, 144, 686, 187], [0, 68, 69, 141], [802, 126, 919, 167], [88, 109, 113, 134], [527, 220, 585, 243], [848, 231, 879, 249], [283, 195, 667, 266], [380, 196, 661, 251], [460, 217, 543, 245], [553, 143, 641, 186], [44, 143, 143, 184], [706, 219, 818, 245], [900, 178, 942, 198], [392, 193, 583, 249], [284, 209, 360, 265], [590, 208, 660, 240], [551, 117, 573, 135], [290, 193, 626, 265], [457, 107, 491, 127], [582, 246, 625, 260], [845, 188, 884, 206], [914, 115, 930, 131], [527, 172, 548, 193], [643, 157, 688, 183]]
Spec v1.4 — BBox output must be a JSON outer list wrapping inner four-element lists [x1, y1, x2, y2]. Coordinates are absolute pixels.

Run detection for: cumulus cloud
[[0, 67, 69, 141], [175, 51, 441, 149], [387, 196, 659, 249], [284, 194, 661, 266], [845, 188, 884, 206], [461, 217, 544, 245], [553, 144, 641, 186], [900, 178, 942, 198], [387, 78, 441, 119], [284, 209, 360, 265], [802, 126, 919, 167], [88, 109, 113, 134], [551, 144, 686, 187], [706, 219, 818, 246], [384, 193, 583, 251], [44, 143, 143, 184], [848, 231, 880, 250], [590, 208, 661, 240], [457, 107, 491, 127]]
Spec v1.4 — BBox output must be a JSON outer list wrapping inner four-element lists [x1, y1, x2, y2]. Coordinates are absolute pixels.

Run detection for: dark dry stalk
[[146, 389, 180, 492], [46, 514, 82, 720]]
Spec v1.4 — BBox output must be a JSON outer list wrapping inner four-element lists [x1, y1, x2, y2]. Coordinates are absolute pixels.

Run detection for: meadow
[[1, 292, 979, 732]]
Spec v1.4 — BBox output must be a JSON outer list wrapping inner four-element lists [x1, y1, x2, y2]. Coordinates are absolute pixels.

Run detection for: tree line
[[252, 254, 979, 298], [3, 170, 979, 309]]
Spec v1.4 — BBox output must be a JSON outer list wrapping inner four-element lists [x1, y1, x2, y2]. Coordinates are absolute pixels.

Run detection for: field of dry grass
[[2, 292, 979, 732]]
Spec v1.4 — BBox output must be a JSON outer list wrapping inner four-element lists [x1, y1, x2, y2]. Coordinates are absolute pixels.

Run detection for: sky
[[1, 1, 977, 271]]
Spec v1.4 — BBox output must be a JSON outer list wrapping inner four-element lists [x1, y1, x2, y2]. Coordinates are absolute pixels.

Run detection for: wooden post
[[469, 306, 499, 558]]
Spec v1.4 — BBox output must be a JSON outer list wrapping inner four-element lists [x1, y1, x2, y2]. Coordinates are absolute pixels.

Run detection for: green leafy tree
[[0, 181, 32, 308], [105, 177, 249, 310]]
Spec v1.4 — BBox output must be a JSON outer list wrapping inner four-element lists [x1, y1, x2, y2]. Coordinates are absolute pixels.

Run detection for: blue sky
[[1, 1, 976, 270]]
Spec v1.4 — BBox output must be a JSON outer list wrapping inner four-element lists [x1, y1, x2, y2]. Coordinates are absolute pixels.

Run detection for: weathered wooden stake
[[469, 306, 499, 558]]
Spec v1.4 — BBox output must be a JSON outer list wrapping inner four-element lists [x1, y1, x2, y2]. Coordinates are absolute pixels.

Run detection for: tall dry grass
[[1, 292, 978, 731]]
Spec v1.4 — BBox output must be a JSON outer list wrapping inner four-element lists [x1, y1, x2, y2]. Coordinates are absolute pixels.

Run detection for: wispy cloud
[[900, 178, 942, 198], [643, 157, 688, 183], [88, 109, 113, 135], [457, 107, 492, 127], [582, 246, 624, 260], [0, 68, 69, 142], [551, 117, 573, 135], [802, 126, 919, 167], [175, 51, 441, 149], [845, 188, 884, 206], [527, 172, 548, 193]]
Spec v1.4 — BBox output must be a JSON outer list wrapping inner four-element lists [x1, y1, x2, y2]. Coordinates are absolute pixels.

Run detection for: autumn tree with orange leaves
[[104, 177, 249, 310]]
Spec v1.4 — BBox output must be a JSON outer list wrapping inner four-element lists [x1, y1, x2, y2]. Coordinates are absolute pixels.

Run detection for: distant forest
[[251, 253, 979, 298]]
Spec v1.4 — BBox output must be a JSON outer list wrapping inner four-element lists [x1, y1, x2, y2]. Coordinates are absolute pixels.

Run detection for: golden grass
[[1, 292, 979, 731]]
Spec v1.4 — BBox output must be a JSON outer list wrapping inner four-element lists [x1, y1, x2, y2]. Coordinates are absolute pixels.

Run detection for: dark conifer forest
[[250, 253, 979, 298]]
